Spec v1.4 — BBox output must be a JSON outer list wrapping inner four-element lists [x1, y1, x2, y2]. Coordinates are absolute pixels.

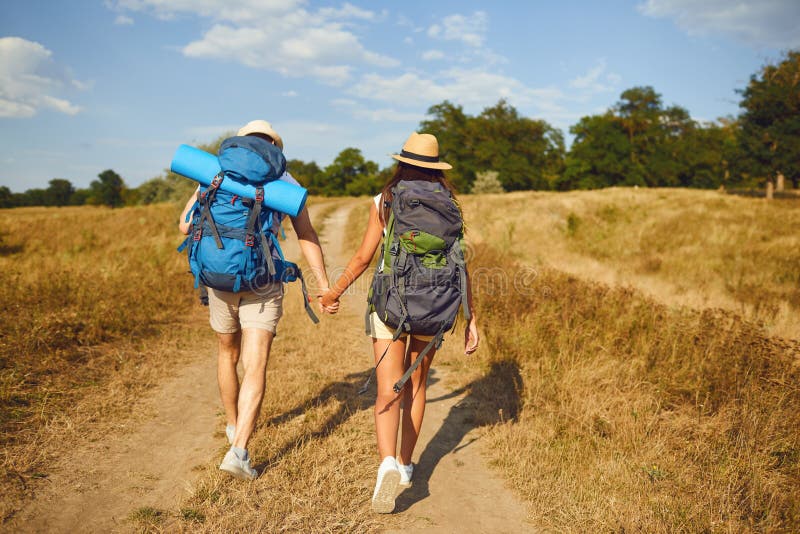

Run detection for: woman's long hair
[[378, 162, 458, 225]]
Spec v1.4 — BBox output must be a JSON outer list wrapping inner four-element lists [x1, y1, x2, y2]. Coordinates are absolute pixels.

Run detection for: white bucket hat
[[237, 119, 284, 151]]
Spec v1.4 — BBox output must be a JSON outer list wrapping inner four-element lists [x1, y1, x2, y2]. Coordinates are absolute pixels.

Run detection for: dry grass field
[[0, 204, 200, 519], [1, 188, 798, 532], [461, 188, 800, 339], [470, 246, 799, 531]]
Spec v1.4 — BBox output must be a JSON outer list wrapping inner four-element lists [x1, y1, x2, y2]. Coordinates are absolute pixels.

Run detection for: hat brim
[[237, 122, 284, 151], [391, 154, 452, 170]]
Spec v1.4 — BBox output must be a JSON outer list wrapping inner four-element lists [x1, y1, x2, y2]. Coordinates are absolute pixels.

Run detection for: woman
[[320, 132, 479, 513]]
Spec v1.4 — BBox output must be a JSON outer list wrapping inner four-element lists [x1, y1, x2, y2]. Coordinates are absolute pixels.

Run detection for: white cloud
[[350, 69, 567, 115], [332, 98, 421, 122], [353, 108, 422, 123], [282, 90, 298, 97], [637, 0, 800, 48], [569, 59, 620, 93], [422, 50, 445, 61], [0, 37, 83, 118], [427, 11, 488, 47], [113, 0, 399, 84], [114, 14, 134, 25], [114, 0, 302, 22], [318, 2, 376, 21]]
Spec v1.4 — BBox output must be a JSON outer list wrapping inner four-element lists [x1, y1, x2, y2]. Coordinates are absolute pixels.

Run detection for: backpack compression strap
[[195, 173, 225, 249], [358, 317, 409, 395], [392, 326, 446, 394], [243, 187, 276, 277], [449, 241, 472, 322], [295, 267, 320, 324]]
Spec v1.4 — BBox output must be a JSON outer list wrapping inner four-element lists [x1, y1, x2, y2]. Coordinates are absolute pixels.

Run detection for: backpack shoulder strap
[[448, 237, 471, 322], [243, 187, 276, 277]]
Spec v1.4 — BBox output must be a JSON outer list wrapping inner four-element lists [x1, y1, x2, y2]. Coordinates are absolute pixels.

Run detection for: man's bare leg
[[217, 331, 242, 428], [232, 328, 274, 449]]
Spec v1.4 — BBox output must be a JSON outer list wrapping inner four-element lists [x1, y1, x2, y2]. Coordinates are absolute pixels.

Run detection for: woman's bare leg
[[372, 337, 407, 459], [398, 337, 436, 465]]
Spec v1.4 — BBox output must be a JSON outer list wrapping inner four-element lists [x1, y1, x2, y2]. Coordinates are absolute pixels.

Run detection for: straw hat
[[237, 119, 284, 151], [391, 132, 452, 170]]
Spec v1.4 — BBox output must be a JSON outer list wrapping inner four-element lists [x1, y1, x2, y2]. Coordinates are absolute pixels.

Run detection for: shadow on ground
[[394, 359, 523, 512], [254, 369, 378, 472]]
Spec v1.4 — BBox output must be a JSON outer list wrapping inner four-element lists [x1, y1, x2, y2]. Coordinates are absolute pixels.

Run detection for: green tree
[[90, 169, 126, 208], [421, 99, 564, 192], [0, 186, 13, 208], [558, 113, 632, 189], [563, 86, 731, 189], [737, 50, 800, 187], [287, 159, 322, 192], [316, 148, 379, 196], [470, 100, 564, 191], [44, 179, 75, 206], [70, 188, 91, 205], [420, 101, 472, 191]]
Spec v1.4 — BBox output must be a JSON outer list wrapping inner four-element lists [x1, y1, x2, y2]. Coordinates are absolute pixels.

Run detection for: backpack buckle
[[245, 234, 255, 247], [210, 173, 224, 190], [193, 228, 203, 241]]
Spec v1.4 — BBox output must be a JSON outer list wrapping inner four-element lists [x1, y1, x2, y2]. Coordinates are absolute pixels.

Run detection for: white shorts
[[367, 312, 434, 342], [207, 283, 284, 334]]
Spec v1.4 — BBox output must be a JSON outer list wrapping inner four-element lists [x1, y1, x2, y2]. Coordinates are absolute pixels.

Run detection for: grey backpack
[[362, 180, 471, 394]]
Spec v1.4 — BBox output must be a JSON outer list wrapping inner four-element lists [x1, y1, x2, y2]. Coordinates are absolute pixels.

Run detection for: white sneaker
[[371, 456, 400, 513], [397, 459, 413, 487], [219, 449, 258, 480], [225, 424, 235, 444]]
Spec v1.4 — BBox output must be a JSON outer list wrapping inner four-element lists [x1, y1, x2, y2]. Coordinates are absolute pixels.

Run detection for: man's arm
[[289, 207, 330, 291], [178, 187, 200, 235]]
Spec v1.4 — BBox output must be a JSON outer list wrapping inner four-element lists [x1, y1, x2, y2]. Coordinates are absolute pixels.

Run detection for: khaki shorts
[[208, 283, 284, 334], [367, 312, 434, 342]]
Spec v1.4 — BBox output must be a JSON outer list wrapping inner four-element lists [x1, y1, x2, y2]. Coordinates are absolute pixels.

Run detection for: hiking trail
[[10, 200, 532, 533]]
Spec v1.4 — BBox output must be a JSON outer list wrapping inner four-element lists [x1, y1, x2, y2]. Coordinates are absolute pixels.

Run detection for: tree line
[[2, 50, 797, 208]]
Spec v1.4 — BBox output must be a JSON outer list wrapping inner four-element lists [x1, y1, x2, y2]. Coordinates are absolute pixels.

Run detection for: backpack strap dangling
[[358, 317, 408, 395], [392, 326, 446, 394], [296, 268, 319, 324]]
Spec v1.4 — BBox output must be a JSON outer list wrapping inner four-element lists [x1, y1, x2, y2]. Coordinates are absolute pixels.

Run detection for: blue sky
[[1, 0, 798, 191]]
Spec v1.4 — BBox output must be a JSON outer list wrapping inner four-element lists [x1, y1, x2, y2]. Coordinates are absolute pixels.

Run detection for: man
[[179, 120, 337, 479]]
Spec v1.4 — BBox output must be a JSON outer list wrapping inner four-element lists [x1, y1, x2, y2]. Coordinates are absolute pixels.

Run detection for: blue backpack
[[178, 136, 318, 323]]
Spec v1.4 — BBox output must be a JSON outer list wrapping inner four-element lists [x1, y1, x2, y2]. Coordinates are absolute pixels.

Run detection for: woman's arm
[[289, 207, 330, 292], [320, 202, 384, 307], [463, 267, 479, 354], [178, 187, 200, 235]]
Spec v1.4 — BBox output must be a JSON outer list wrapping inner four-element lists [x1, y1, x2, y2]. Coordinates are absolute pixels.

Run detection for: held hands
[[318, 289, 340, 315], [464, 315, 479, 355]]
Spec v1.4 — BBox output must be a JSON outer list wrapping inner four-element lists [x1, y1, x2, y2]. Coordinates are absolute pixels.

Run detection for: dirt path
[[11, 200, 532, 533], [384, 364, 532, 533], [11, 330, 221, 533], [314, 202, 532, 532]]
